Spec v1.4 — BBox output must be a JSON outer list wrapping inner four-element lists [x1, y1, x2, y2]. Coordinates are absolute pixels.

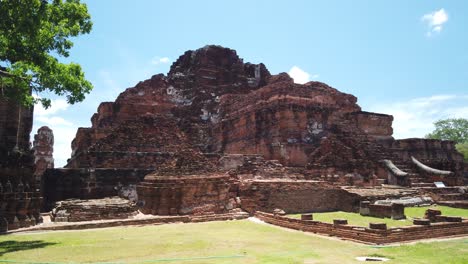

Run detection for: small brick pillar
[[369, 223, 387, 230], [301, 214, 313, 220], [359, 201, 370, 216], [391, 203, 405, 220], [424, 208, 441, 222], [413, 218, 431, 226], [33, 126, 54, 190], [333, 219, 348, 225]]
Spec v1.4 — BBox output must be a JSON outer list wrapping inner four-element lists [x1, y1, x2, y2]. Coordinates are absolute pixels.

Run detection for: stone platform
[[50, 197, 137, 222]]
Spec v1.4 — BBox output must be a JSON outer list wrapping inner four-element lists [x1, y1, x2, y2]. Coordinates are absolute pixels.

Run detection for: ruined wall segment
[[167, 45, 271, 152], [350, 111, 393, 141], [0, 97, 34, 153], [67, 74, 176, 168], [0, 97, 41, 232], [213, 77, 363, 166]]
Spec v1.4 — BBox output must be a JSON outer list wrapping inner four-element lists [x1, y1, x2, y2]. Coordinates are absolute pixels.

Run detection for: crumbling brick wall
[[239, 180, 360, 213]]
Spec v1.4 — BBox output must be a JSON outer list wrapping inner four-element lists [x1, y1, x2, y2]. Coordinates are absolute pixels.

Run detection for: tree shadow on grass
[[0, 240, 57, 256]]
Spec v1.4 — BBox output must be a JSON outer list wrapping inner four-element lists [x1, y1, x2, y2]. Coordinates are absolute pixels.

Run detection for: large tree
[[0, 0, 93, 108], [426, 118, 468, 161]]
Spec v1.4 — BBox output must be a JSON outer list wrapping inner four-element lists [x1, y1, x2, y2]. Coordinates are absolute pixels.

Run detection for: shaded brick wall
[[42, 168, 153, 210]]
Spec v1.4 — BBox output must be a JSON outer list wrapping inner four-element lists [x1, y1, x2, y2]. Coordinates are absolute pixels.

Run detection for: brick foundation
[[255, 211, 468, 244]]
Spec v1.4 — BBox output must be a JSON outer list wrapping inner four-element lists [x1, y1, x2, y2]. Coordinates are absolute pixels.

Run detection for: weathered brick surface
[[33, 126, 54, 188], [42, 168, 153, 210], [239, 180, 360, 213], [0, 97, 42, 232], [51, 197, 137, 222], [138, 174, 235, 215], [365, 203, 405, 220], [0, 98, 33, 154]]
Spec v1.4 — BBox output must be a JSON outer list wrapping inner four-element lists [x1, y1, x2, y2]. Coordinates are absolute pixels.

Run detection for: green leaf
[[0, 0, 93, 108]]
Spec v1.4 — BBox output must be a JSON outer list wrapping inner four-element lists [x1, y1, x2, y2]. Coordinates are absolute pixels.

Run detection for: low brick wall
[[255, 212, 468, 244], [6, 212, 249, 234]]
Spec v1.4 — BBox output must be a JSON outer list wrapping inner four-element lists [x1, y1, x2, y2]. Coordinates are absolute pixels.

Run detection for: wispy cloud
[[288, 66, 319, 84], [34, 98, 69, 116], [151, 56, 171, 65], [422, 8, 448, 36], [369, 94, 468, 139], [36, 116, 73, 126]]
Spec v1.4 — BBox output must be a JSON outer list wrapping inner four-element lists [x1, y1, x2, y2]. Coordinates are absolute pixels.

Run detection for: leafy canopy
[[0, 0, 93, 108], [426, 118, 468, 161], [425, 118, 468, 143]]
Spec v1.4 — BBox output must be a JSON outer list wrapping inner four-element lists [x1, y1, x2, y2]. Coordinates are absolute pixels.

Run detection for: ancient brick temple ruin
[[0, 97, 42, 232], [40, 45, 466, 220]]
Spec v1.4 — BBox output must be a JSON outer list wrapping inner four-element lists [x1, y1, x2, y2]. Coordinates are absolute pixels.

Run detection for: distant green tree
[[426, 118, 468, 143], [426, 118, 468, 161], [0, 0, 93, 108], [456, 142, 468, 161]]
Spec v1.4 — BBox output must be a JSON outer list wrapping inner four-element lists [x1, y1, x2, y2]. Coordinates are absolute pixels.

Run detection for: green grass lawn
[[288, 205, 468, 228], [0, 219, 467, 264]]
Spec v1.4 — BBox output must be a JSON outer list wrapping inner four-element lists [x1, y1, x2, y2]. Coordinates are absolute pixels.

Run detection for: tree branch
[[0, 69, 29, 80]]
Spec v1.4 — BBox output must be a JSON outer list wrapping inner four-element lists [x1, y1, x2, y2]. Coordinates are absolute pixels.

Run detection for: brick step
[[190, 212, 249, 222], [411, 182, 435, 188], [395, 166, 411, 171], [437, 201, 468, 209], [438, 193, 468, 201], [410, 176, 425, 181]]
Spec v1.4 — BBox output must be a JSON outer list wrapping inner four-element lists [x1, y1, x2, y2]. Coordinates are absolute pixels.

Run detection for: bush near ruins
[[0, 0, 93, 108], [426, 118, 468, 160]]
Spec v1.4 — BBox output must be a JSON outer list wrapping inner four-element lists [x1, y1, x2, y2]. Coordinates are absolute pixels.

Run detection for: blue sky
[[32, 0, 468, 167]]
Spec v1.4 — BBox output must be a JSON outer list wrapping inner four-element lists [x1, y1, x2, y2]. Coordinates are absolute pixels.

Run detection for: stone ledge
[[5, 212, 249, 234]]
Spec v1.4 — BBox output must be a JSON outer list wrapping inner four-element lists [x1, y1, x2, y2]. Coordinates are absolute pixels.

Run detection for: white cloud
[[51, 126, 77, 167], [368, 94, 468, 139], [151, 56, 171, 65], [422, 8, 448, 36], [159, 57, 170, 63], [35, 99, 69, 116], [288, 66, 311, 84], [36, 116, 73, 126]]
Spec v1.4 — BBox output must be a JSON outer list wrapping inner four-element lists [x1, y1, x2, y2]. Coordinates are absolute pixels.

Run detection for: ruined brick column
[[33, 126, 54, 189]]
